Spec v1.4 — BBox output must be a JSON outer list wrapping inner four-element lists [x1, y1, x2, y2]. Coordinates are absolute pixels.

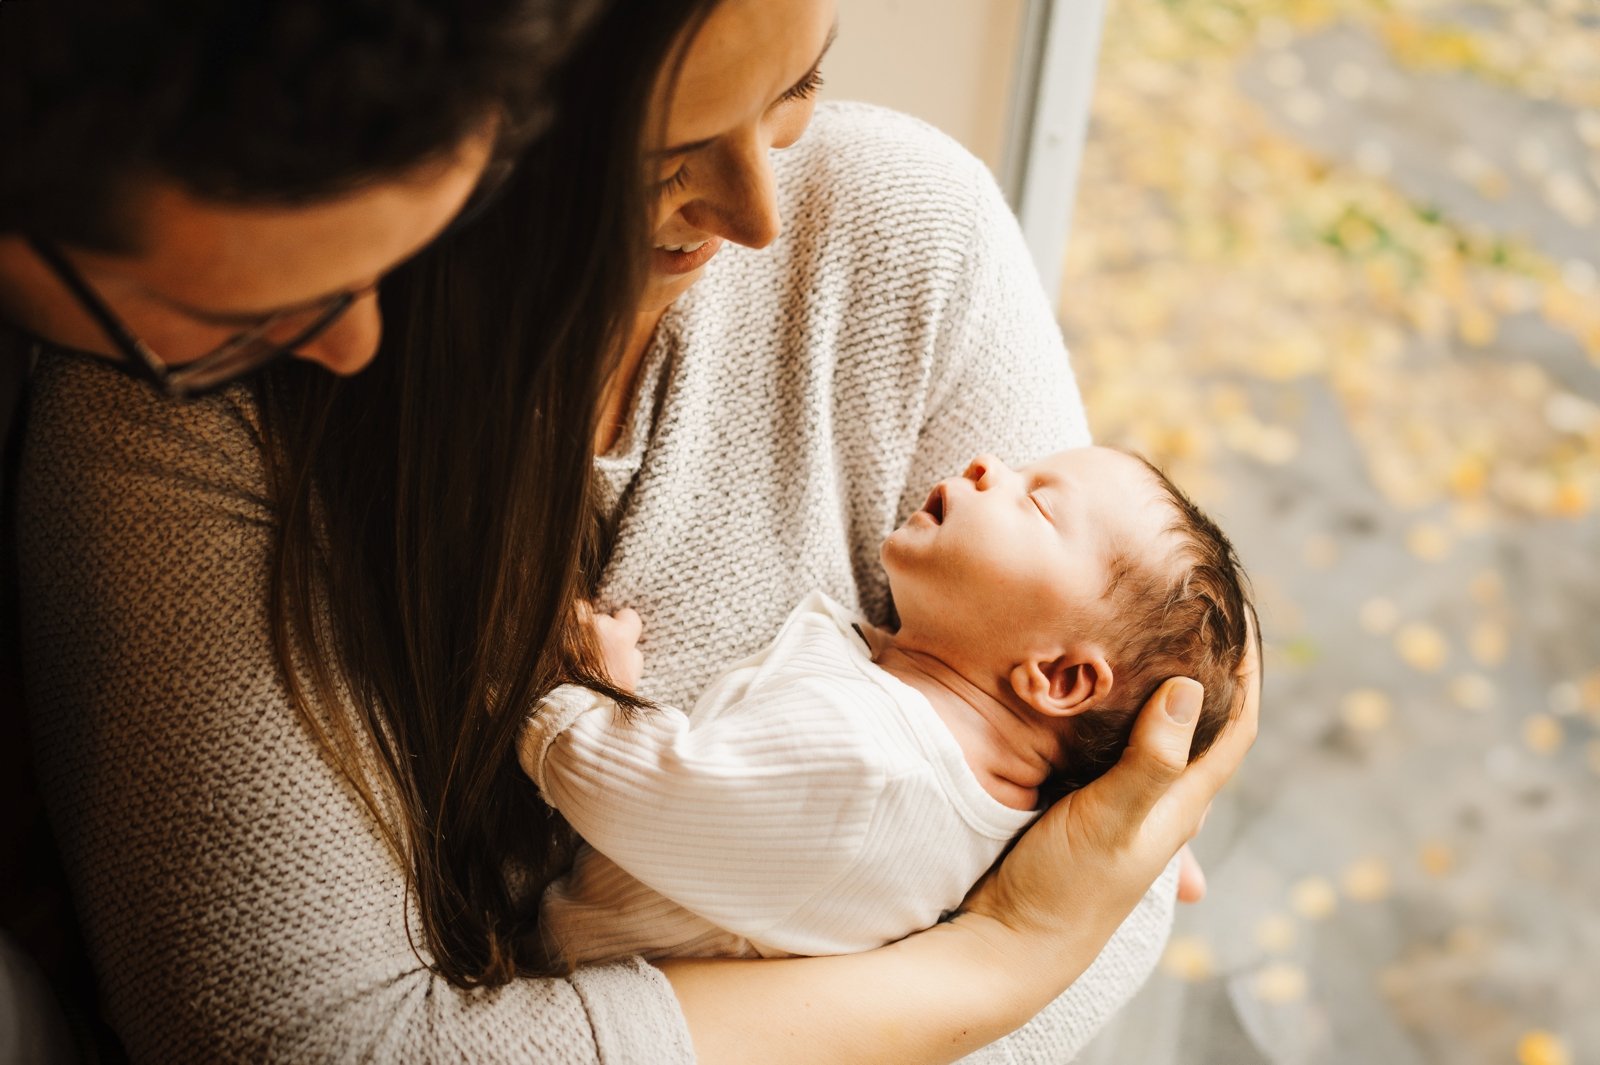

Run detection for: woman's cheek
[[770, 100, 819, 150], [650, 198, 686, 237]]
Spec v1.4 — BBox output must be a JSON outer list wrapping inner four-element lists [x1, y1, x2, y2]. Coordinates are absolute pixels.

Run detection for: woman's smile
[[651, 234, 724, 275]]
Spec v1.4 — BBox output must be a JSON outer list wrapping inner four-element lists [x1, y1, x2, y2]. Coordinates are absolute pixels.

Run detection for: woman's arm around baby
[[662, 642, 1257, 1065]]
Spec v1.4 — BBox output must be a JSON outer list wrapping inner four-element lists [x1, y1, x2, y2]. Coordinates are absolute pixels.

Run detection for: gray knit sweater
[[17, 103, 1175, 1063]]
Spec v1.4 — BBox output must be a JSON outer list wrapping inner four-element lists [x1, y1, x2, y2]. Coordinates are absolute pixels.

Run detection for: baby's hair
[[1044, 453, 1258, 801]]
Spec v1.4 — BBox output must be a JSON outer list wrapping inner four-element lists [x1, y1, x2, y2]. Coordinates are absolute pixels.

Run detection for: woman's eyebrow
[[655, 22, 840, 159]]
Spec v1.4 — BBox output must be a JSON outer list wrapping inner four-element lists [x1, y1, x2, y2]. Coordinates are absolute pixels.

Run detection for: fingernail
[[1167, 680, 1202, 724]]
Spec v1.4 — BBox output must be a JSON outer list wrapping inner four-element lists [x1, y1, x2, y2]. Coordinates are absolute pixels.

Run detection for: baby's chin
[[878, 531, 913, 582], [879, 534, 948, 613], [879, 520, 926, 554]]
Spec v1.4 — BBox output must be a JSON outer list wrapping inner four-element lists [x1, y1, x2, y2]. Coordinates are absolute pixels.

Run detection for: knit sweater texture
[[17, 102, 1175, 1063]]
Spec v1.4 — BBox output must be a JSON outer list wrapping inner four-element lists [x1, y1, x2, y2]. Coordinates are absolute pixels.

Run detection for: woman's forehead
[[655, 0, 837, 151]]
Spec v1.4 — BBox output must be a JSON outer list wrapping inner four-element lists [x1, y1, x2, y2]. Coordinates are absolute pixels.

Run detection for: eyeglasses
[[27, 236, 358, 399], [25, 155, 518, 399]]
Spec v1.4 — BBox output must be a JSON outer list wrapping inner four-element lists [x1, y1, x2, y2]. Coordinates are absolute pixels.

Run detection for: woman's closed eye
[[657, 164, 691, 195], [780, 67, 825, 104], [653, 65, 824, 199]]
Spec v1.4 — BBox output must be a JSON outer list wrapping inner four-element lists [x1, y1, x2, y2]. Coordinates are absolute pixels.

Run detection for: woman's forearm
[[658, 910, 1117, 1065]]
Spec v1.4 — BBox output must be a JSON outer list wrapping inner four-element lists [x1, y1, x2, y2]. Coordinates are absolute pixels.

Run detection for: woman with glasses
[[9, 1, 1256, 1062]]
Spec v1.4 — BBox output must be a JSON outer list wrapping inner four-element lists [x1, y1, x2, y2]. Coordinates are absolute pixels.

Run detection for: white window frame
[[1001, 0, 1110, 306]]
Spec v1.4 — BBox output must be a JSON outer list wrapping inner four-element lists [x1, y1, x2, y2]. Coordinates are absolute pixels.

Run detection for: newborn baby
[[519, 446, 1255, 968]]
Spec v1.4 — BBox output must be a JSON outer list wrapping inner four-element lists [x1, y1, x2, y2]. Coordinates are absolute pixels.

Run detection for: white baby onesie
[[520, 590, 1039, 966]]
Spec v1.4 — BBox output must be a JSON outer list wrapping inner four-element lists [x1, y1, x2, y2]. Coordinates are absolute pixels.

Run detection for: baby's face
[[882, 446, 1176, 651]]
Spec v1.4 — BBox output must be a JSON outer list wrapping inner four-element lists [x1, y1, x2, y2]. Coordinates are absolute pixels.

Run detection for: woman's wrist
[[941, 906, 1119, 1018]]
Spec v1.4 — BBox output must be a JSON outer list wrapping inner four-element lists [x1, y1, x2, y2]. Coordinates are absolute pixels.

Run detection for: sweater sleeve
[[521, 679, 882, 943], [890, 138, 1177, 1064], [14, 356, 695, 1065]]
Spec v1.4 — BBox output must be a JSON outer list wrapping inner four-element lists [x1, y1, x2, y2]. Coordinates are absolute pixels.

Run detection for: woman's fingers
[[1175, 844, 1207, 903], [1164, 620, 1260, 823], [1088, 677, 1204, 837], [962, 677, 1205, 944], [1233, 607, 1261, 733], [961, 629, 1260, 950]]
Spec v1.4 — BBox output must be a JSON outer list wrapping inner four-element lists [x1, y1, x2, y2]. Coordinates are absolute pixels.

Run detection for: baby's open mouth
[[921, 484, 947, 524]]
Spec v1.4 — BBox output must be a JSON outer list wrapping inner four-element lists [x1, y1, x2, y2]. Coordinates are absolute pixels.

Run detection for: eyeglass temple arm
[[25, 237, 170, 381]]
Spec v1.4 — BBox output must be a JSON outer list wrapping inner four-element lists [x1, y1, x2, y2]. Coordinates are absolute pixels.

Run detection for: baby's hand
[[591, 606, 644, 692]]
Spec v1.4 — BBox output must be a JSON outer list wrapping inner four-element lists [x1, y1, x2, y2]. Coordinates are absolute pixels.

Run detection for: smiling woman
[[640, 8, 835, 297], [595, 0, 838, 452]]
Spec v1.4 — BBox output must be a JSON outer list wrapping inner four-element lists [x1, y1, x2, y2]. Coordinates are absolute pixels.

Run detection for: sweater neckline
[[591, 306, 684, 533]]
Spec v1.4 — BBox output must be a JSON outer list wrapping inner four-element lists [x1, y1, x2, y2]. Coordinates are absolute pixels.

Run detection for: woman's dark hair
[[257, 1, 722, 987], [0, 0, 595, 250]]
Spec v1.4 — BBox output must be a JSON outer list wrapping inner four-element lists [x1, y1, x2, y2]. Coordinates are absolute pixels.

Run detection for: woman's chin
[[640, 270, 706, 317]]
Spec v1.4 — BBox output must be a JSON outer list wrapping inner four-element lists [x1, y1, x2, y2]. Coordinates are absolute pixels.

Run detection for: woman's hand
[[661, 636, 1258, 1065], [584, 605, 644, 692], [957, 628, 1259, 978]]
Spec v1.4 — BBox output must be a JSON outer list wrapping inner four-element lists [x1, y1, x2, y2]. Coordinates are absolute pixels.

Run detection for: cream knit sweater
[[17, 103, 1175, 1063]]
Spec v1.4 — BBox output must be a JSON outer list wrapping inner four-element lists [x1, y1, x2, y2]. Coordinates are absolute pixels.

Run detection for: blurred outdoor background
[[834, 2, 1600, 1063]]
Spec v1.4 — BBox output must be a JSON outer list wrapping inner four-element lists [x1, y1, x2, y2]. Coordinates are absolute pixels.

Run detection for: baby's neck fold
[[873, 639, 1066, 811]]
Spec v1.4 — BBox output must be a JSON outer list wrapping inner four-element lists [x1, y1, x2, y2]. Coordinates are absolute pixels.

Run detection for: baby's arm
[[518, 669, 882, 943]]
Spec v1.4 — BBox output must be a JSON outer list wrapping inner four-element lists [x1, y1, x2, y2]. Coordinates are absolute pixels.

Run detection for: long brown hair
[[258, 1, 720, 987]]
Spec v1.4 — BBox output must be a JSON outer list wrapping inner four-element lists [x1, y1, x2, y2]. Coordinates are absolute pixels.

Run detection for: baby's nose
[[963, 453, 1010, 489]]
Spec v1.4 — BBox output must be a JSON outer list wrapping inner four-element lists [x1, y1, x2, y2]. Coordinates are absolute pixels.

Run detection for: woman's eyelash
[[782, 68, 825, 103], [657, 68, 822, 194], [657, 165, 690, 195]]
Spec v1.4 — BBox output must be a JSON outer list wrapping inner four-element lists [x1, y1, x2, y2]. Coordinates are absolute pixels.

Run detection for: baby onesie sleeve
[[521, 681, 884, 943]]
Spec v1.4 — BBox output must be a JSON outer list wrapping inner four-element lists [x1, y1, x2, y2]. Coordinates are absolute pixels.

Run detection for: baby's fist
[[593, 607, 644, 692]]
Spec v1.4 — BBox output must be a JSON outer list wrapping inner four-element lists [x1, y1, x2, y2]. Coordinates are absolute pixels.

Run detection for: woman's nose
[[697, 135, 783, 250], [296, 289, 383, 376]]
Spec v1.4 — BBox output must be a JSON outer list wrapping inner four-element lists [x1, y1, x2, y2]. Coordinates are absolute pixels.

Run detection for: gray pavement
[[1067, 4, 1599, 1063]]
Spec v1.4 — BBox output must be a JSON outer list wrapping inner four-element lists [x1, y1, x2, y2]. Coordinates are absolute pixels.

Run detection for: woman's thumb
[[1115, 677, 1204, 817]]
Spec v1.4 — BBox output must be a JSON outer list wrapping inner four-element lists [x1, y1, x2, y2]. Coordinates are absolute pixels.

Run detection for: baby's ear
[[1009, 650, 1113, 717]]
